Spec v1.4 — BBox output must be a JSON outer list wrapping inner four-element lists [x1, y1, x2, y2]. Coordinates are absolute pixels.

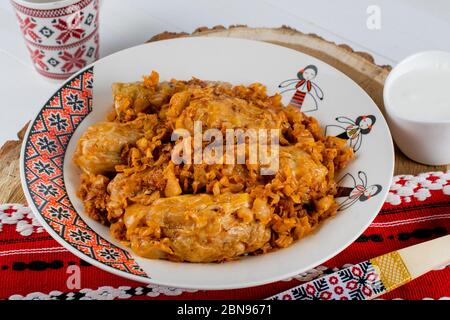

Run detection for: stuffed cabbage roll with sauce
[[73, 115, 157, 175], [119, 193, 272, 263]]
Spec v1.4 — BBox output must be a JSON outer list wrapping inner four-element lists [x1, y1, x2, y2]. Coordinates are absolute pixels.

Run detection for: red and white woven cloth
[[1, 171, 449, 300]]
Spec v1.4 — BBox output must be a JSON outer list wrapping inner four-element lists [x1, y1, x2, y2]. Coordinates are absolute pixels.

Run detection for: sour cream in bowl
[[384, 51, 450, 165]]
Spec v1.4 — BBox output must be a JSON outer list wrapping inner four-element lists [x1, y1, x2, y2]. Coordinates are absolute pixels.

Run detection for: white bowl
[[384, 51, 450, 166]]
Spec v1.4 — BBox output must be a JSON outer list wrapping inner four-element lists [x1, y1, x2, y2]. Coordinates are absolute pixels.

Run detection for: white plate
[[20, 37, 394, 290]]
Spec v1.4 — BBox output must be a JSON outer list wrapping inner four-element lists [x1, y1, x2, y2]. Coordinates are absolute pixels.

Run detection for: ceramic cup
[[11, 0, 100, 80], [384, 51, 450, 166]]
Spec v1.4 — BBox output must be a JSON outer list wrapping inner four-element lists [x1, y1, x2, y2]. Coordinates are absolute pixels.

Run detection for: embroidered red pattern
[[11, 0, 93, 19]]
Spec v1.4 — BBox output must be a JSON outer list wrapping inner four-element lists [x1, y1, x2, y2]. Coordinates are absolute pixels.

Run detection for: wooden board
[[1, 26, 448, 205]]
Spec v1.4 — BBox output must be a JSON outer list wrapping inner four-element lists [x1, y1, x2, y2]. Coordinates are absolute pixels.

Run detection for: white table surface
[[1, 0, 449, 145]]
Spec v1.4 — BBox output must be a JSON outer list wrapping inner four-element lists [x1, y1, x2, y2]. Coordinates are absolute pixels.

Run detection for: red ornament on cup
[[11, 0, 100, 80]]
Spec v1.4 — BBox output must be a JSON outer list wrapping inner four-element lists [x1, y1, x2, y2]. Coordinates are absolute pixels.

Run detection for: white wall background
[[1, 0, 449, 144]]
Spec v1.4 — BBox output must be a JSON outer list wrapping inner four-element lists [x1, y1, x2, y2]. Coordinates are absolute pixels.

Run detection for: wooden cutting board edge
[[1, 25, 447, 204], [149, 26, 391, 108]]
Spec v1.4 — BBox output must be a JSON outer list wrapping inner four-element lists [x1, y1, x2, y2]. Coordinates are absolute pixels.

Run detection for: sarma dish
[[74, 71, 354, 263]]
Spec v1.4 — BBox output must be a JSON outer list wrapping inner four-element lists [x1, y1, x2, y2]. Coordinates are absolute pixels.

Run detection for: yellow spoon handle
[[267, 235, 450, 300]]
